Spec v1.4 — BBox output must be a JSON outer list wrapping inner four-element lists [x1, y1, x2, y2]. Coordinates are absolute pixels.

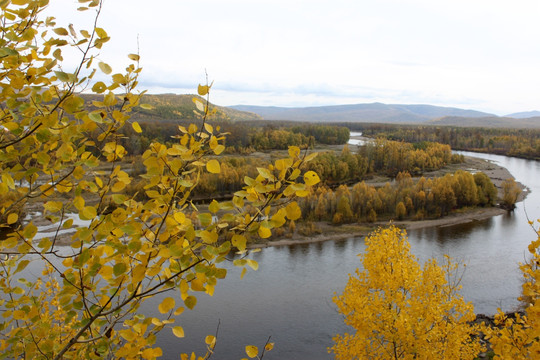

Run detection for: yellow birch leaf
[[283, 185, 295, 197], [209, 135, 218, 149], [198, 84, 209, 96], [44, 201, 63, 212], [232, 234, 247, 251], [12, 310, 27, 320], [131, 265, 146, 284], [193, 98, 204, 112], [7, 213, 18, 225], [23, 223, 37, 239], [214, 144, 225, 155], [206, 159, 220, 174], [304, 171, 320, 186], [113, 263, 127, 277], [132, 121, 142, 133], [289, 168, 301, 180], [14, 259, 29, 274], [233, 196, 244, 208], [270, 210, 286, 228], [98, 61, 112, 74], [2, 173, 15, 189], [200, 230, 218, 243], [184, 295, 197, 310], [191, 278, 205, 291], [92, 81, 107, 93], [140, 103, 154, 110], [73, 196, 85, 210], [63, 218, 74, 229], [119, 329, 136, 342], [38, 238, 52, 250], [198, 213, 212, 227], [246, 259, 259, 271], [172, 326, 185, 338], [141, 348, 163, 359], [174, 212, 186, 224], [205, 335, 216, 345], [208, 200, 219, 214], [174, 307, 185, 316], [73, 166, 85, 179], [286, 202, 301, 220], [53, 27, 68, 36], [304, 152, 318, 162], [295, 189, 309, 197], [258, 226, 272, 239], [245, 345, 258, 358], [288, 146, 300, 158], [158, 297, 175, 314], [80, 206, 97, 220]]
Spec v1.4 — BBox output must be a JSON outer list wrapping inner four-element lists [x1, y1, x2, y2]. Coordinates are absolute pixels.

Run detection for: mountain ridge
[[80, 93, 263, 122], [429, 115, 540, 128], [505, 110, 540, 119], [231, 103, 495, 123]]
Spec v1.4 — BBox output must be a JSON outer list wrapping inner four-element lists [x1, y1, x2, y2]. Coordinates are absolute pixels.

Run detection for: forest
[[114, 121, 349, 155], [298, 170, 497, 224], [348, 123, 540, 160], [121, 136, 464, 200]]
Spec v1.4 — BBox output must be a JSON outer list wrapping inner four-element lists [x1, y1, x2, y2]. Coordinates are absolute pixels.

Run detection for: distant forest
[[123, 136, 463, 201], [344, 123, 540, 160], [114, 121, 349, 155], [110, 118, 506, 228]]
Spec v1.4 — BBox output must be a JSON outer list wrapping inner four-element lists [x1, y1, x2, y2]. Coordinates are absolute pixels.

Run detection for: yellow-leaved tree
[[484, 223, 540, 359], [330, 226, 483, 360], [0, 1, 319, 359]]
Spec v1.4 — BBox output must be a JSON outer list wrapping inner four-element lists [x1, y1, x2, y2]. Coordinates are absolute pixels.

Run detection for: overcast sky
[[47, 0, 540, 115]]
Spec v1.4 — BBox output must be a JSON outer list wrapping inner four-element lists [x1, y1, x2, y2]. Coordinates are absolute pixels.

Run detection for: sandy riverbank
[[251, 155, 528, 249]]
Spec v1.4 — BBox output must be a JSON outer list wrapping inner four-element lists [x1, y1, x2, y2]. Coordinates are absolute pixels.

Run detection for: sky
[[46, 0, 540, 115]]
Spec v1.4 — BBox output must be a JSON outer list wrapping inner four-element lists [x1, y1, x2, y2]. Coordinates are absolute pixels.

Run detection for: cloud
[[44, 0, 540, 115]]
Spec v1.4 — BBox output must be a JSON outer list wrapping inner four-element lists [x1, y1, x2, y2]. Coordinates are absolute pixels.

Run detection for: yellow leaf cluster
[[0, 1, 319, 359], [485, 225, 540, 359], [331, 226, 483, 359]]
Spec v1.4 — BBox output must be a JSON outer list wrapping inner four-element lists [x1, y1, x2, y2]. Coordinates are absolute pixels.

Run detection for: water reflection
[[286, 242, 311, 256], [500, 210, 517, 227]]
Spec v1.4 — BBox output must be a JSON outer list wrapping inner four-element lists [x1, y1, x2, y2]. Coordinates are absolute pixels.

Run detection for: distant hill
[[505, 110, 540, 119], [79, 93, 540, 127], [429, 116, 540, 128], [231, 103, 494, 123], [81, 93, 262, 122]]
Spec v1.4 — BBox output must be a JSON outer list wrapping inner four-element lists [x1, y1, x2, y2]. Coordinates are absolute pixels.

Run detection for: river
[[151, 147, 540, 359]]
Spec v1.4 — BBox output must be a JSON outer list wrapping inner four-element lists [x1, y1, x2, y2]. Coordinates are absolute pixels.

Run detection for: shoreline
[[251, 154, 528, 249], [21, 153, 527, 248], [250, 207, 509, 249]]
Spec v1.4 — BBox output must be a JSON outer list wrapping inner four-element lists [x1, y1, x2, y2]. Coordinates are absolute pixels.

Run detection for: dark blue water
[[153, 151, 540, 359]]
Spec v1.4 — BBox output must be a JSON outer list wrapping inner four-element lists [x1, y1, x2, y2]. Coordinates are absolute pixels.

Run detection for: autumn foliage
[[360, 123, 540, 160], [0, 1, 319, 359], [330, 226, 483, 359], [299, 170, 497, 224], [484, 223, 540, 359]]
